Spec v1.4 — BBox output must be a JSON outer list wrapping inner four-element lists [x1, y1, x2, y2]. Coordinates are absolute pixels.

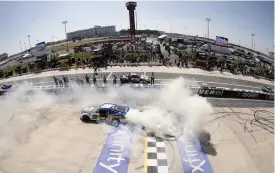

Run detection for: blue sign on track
[[94, 126, 133, 173], [177, 136, 213, 173]]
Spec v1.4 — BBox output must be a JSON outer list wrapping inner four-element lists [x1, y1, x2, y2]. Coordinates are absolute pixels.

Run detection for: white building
[[67, 25, 117, 40]]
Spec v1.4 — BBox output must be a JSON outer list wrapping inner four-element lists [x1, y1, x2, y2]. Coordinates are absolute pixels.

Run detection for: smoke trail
[[0, 77, 213, 160]]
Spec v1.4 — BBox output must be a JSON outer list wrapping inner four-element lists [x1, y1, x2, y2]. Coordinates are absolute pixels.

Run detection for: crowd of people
[[52, 72, 156, 88]]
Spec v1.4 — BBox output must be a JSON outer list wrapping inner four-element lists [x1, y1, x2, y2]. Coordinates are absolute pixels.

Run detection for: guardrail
[[0, 84, 273, 101]]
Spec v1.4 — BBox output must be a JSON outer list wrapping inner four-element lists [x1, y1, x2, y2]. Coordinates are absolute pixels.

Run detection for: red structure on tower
[[126, 1, 137, 41]]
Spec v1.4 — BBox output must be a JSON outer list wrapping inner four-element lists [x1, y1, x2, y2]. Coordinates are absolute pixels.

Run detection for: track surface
[[0, 106, 273, 173], [0, 71, 273, 173], [4, 72, 272, 91]]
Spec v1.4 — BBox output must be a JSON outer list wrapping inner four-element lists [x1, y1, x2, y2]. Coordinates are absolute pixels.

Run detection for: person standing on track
[[85, 74, 90, 85], [59, 79, 63, 87], [151, 72, 155, 85], [53, 76, 58, 87], [103, 75, 107, 85], [113, 75, 117, 85], [63, 76, 67, 87], [93, 74, 97, 86], [128, 73, 131, 84]]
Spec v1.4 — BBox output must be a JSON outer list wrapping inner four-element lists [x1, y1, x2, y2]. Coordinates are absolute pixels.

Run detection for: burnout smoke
[[126, 77, 214, 139], [0, 77, 212, 160]]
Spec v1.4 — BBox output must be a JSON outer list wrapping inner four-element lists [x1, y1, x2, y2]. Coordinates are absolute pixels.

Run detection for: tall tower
[[126, 1, 137, 41]]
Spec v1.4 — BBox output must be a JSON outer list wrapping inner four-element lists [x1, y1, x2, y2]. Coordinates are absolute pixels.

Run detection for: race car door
[[98, 109, 109, 120], [131, 74, 141, 83]]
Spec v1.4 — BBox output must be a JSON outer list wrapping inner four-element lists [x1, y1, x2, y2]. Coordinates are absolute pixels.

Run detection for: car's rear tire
[[111, 119, 120, 127], [80, 115, 90, 122]]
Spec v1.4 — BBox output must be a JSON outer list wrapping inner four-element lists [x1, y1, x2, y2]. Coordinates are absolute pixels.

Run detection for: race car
[[1, 83, 12, 90], [120, 73, 150, 84], [262, 85, 274, 93], [80, 103, 132, 127]]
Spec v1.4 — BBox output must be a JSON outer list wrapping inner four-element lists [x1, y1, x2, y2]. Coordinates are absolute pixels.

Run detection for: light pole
[[19, 41, 22, 52], [251, 33, 255, 49], [62, 20, 69, 51], [135, 11, 137, 31], [206, 18, 211, 38], [27, 35, 31, 49]]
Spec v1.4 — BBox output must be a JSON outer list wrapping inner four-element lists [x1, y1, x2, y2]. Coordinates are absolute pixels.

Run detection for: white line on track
[[106, 72, 113, 80]]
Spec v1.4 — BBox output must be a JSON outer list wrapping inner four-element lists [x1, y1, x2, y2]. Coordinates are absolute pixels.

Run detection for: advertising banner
[[36, 42, 46, 51], [215, 36, 228, 47]]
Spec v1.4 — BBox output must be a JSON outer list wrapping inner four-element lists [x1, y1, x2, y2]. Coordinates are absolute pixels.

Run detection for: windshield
[[113, 105, 128, 112]]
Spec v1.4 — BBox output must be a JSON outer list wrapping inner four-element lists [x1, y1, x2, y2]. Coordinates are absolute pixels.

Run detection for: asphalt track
[[0, 106, 273, 173], [0, 71, 274, 173], [5, 72, 271, 91], [2, 71, 274, 108]]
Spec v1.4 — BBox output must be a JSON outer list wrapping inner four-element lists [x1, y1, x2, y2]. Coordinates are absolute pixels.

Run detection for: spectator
[[93, 75, 97, 86], [128, 73, 131, 83], [63, 76, 67, 87], [151, 72, 155, 85], [58, 79, 63, 87], [103, 75, 107, 85], [113, 75, 117, 85], [85, 74, 90, 85], [76, 76, 80, 86], [53, 76, 58, 87]]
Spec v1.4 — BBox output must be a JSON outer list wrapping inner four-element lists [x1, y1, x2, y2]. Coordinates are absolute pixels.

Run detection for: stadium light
[[206, 18, 211, 38], [251, 33, 255, 49], [19, 41, 22, 52], [27, 35, 31, 49], [24, 42, 27, 51], [135, 11, 138, 31], [62, 20, 69, 51]]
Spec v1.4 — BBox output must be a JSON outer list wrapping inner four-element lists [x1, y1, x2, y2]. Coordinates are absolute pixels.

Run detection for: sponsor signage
[[177, 136, 213, 173], [36, 42, 46, 51], [237, 92, 259, 98], [94, 126, 133, 173], [197, 89, 224, 97], [215, 36, 228, 47]]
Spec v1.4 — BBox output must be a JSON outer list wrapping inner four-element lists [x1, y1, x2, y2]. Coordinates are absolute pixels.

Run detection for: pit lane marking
[[107, 72, 113, 80]]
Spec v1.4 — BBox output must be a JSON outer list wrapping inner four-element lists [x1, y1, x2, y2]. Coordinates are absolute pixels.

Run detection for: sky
[[0, 1, 274, 55]]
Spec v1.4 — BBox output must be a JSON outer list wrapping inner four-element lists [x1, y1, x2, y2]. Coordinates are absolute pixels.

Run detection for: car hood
[[140, 75, 149, 80], [81, 105, 98, 114]]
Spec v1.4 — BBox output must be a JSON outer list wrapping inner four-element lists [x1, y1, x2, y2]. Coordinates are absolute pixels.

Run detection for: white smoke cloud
[[0, 77, 213, 161]]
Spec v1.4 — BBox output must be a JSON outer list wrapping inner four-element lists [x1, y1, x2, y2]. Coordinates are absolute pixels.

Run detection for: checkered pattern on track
[[146, 136, 169, 173]]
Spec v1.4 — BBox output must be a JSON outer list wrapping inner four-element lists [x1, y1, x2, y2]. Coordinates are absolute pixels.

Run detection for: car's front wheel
[[80, 115, 90, 122]]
